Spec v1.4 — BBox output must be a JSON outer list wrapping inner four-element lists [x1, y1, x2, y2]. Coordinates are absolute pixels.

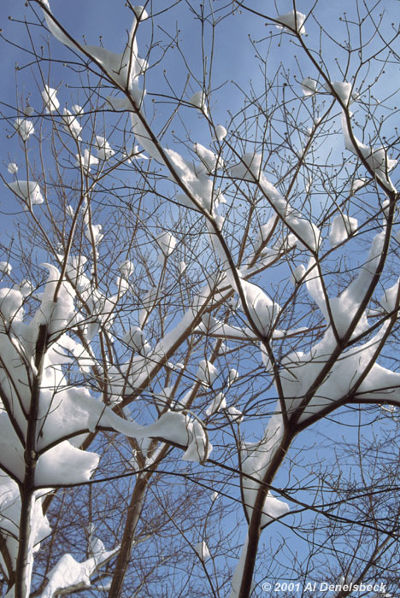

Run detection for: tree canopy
[[0, 1, 399, 596]]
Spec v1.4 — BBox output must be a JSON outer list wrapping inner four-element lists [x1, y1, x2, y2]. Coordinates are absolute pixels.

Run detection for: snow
[[71, 104, 83, 115], [36, 384, 100, 450], [76, 149, 99, 173], [230, 153, 320, 251], [106, 95, 132, 111], [214, 124, 227, 140], [183, 419, 211, 463], [40, 0, 78, 49], [14, 118, 34, 141], [7, 163, 18, 174], [291, 264, 306, 284], [329, 214, 358, 247], [230, 152, 262, 181], [40, 546, 119, 597], [85, 223, 103, 245], [95, 136, 115, 160], [351, 177, 368, 193], [62, 109, 82, 140], [17, 279, 33, 297], [379, 279, 400, 313], [85, 35, 145, 91], [13, 5, 400, 597], [0, 416, 26, 480], [228, 535, 255, 598], [86, 408, 213, 464], [8, 181, 44, 205], [24, 105, 35, 116], [329, 229, 385, 337], [41, 85, 60, 113], [119, 260, 134, 279], [29, 263, 75, 338], [276, 10, 306, 35], [133, 5, 149, 20], [341, 111, 397, 190], [240, 407, 287, 525], [274, 254, 400, 423], [88, 525, 106, 559], [206, 392, 227, 416], [137, 411, 211, 462], [327, 81, 352, 104], [0, 287, 24, 322], [36, 442, 99, 487], [256, 217, 277, 248], [188, 91, 208, 115], [228, 369, 239, 386], [0, 262, 12, 275], [164, 148, 220, 213], [197, 359, 218, 386], [226, 406, 243, 423], [304, 229, 385, 339], [0, 311, 213, 482], [235, 277, 281, 336], [57, 334, 94, 373], [130, 144, 149, 160], [194, 541, 211, 561], [194, 143, 224, 172], [156, 231, 177, 257], [283, 213, 320, 252], [197, 315, 258, 342], [41, 1, 146, 92], [123, 326, 151, 355], [301, 77, 318, 96], [139, 287, 158, 327], [131, 112, 164, 162], [64, 254, 88, 288], [0, 475, 51, 583]]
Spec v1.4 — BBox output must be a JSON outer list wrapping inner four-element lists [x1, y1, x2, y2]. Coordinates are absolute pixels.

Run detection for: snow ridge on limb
[[239, 407, 289, 529], [329, 214, 358, 247], [272, 228, 398, 423], [341, 111, 397, 192], [275, 10, 307, 35], [303, 229, 386, 339], [230, 152, 320, 252], [40, 0, 146, 92], [0, 475, 50, 585], [282, 320, 400, 425], [229, 275, 281, 337], [40, 545, 120, 597]]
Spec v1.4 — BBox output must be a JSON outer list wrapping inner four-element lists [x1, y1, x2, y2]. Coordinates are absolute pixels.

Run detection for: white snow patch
[[8, 181, 44, 205], [14, 118, 34, 141], [329, 214, 358, 247], [194, 541, 211, 561], [301, 77, 317, 96], [276, 10, 306, 35], [41, 85, 60, 113]]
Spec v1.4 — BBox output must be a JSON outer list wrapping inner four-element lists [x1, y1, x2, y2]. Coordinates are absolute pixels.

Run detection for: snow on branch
[[239, 408, 289, 528], [230, 152, 320, 252], [40, 545, 120, 597], [341, 111, 397, 192]]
